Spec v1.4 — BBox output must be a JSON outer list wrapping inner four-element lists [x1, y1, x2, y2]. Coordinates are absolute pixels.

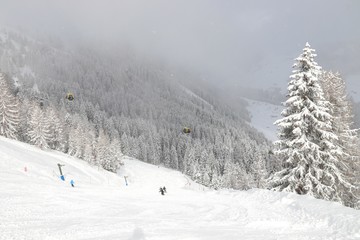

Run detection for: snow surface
[[181, 86, 214, 110], [1, 136, 360, 240], [245, 98, 282, 141]]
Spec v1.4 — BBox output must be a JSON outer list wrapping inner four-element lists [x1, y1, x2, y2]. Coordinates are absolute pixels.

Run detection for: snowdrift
[[0, 136, 359, 240]]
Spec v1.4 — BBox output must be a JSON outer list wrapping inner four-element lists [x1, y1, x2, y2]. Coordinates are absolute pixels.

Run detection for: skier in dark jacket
[[159, 187, 165, 195], [163, 186, 167, 193]]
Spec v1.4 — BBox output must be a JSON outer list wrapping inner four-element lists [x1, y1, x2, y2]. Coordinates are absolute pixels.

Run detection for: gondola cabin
[[183, 127, 191, 134], [66, 92, 74, 101]]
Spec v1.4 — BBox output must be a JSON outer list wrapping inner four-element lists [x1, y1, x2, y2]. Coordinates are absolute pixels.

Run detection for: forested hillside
[[0, 29, 272, 190]]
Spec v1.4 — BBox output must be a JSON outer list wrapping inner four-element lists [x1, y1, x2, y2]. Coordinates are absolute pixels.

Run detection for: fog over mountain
[[0, 0, 359, 95]]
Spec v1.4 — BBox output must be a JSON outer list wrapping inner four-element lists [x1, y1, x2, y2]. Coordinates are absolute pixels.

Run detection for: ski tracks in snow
[[1, 137, 360, 239]]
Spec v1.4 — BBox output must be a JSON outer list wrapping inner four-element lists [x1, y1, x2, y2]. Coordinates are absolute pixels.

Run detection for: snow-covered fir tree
[[0, 72, 19, 139], [109, 138, 124, 164], [46, 107, 65, 151], [96, 129, 122, 172], [18, 98, 32, 142], [184, 146, 196, 176], [170, 144, 179, 170], [120, 132, 130, 156], [251, 151, 267, 188], [83, 127, 97, 165], [67, 115, 86, 158], [205, 151, 220, 189], [27, 105, 51, 149], [222, 161, 250, 190], [268, 43, 354, 204]]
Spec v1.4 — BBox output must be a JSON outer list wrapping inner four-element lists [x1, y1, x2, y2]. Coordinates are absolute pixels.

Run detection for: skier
[[159, 187, 164, 195], [70, 179, 75, 187], [163, 186, 167, 193]]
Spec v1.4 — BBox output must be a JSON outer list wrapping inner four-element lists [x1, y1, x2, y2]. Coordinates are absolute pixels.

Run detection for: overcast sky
[[0, 0, 359, 90]]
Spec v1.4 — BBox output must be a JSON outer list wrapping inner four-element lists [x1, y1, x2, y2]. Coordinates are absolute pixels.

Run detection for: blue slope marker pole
[[57, 163, 65, 181], [124, 176, 128, 186]]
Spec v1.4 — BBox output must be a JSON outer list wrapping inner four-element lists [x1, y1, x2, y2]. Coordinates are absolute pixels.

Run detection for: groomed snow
[[1, 137, 360, 240]]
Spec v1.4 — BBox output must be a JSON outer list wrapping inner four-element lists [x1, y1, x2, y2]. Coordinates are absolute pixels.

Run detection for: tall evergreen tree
[[170, 144, 179, 170], [97, 129, 111, 170], [184, 146, 196, 176], [204, 151, 219, 188], [269, 43, 353, 204], [100, 134, 122, 173], [46, 107, 64, 151], [83, 126, 97, 165], [0, 73, 19, 139], [251, 151, 267, 188], [27, 105, 51, 149], [120, 132, 130, 156], [67, 115, 86, 158]]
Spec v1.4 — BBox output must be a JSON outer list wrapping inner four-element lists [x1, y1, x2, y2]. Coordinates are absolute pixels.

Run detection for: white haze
[[0, 0, 359, 91]]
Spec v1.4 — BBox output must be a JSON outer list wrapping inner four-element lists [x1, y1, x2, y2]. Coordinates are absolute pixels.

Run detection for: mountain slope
[[245, 98, 282, 141], [1, 137, 360, 240], [0, 28, 272, 190]]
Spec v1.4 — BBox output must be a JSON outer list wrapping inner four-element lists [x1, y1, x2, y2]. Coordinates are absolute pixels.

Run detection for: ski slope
[[245, 98, 282, 141], [1, 137, 360, 240]]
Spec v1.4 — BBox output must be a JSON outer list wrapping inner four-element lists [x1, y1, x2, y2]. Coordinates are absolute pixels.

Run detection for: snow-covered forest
[[1, 28, 359, 209], [0, 29, 272, 190]]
